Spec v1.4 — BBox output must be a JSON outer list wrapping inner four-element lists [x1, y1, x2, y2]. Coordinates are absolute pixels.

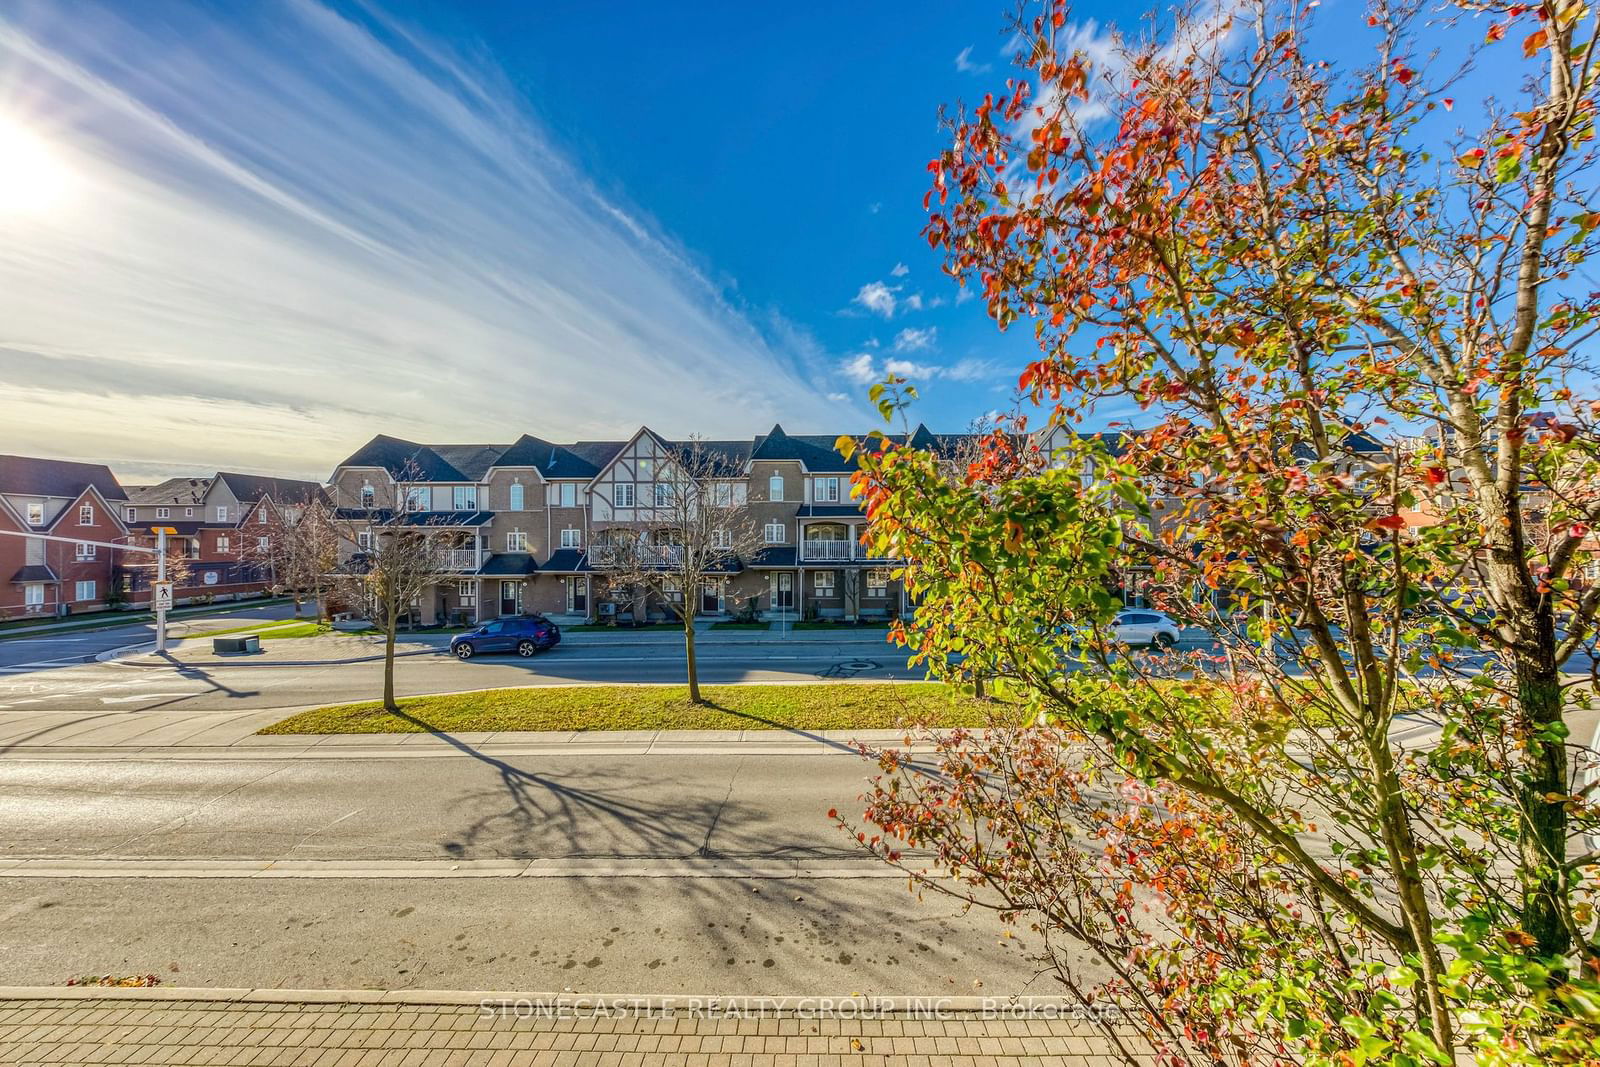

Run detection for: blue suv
[[450, 615, 561, 660]]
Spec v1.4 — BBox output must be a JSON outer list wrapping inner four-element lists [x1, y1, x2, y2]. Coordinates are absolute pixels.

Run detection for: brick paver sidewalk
[[0, 993, 1149, 1065]]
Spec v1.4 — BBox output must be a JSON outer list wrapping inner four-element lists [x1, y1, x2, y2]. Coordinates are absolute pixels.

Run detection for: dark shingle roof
[[126, 477, 211, 506], [9, 564, 58, 583], [477, 553, 538, 576], [216, 472, 327, 505], [0, 454, 126, 502], [537, 549, 591, 573], [333, 435, 498, 482]]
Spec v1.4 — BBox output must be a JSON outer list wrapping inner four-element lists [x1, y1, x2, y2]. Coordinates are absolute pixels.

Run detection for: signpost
[[0, 525, 173, 651]]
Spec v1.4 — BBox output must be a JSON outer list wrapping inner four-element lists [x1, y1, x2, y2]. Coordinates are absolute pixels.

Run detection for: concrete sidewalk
[[0, 989, 1135, 1065]]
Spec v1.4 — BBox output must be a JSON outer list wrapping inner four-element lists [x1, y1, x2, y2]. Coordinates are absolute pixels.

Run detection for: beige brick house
[[327, 425, 948, 626]]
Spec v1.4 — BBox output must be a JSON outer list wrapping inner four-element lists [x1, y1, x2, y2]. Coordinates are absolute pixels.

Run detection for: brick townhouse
[[0, 454, 129, 619], [328, 425, 968, 626], [120, 472, 329, 606]]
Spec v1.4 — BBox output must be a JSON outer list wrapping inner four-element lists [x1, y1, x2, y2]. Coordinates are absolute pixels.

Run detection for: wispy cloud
[[840, 352, 879, 385], [890, 261, 909, 277], [892, 326, 937, 353], [852, 280, 900, 319], [0, 1, 850, 478], [955, 45, 992, 74]]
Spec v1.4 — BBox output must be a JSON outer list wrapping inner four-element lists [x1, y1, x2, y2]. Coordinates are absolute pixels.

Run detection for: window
[[75, 580, 96, 602], [258, 506, 268, 524], [185, 507, 194, 517], [654, 482, 673, 508], [453, 486, 477, 511], [614, 483, 635, 508], [509, 483, 524, 511], [457, 581, 477, 606], [814, 570, 836, 595], [405, 487, 429, 512], [79, 504, 94, 525], [156, 507, 170, 519], [24, 583, 44, 607], [75, 542, 95, 560], [768, 473, 784, 501], [357, 531, 372, 551], [506, 531, 529, 552], [216, 535, 231, 553], [25, 503, 43, 525], [764, 521, 786, 544], [125, 507, 137, 522], [560, 483, 577, 508], [360, 485, 375, 508], [711, 528, 732, 549], [866, 570, 889, 598], [560, 527, 582, 549], [814, 477, 840, 503], [215, 506, 228, 523], [257, 537, 270, 551]]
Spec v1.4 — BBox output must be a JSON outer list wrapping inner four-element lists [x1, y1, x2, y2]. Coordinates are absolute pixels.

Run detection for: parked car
[[1067, 610, 1182, 650], [450, 615, 561, 660]]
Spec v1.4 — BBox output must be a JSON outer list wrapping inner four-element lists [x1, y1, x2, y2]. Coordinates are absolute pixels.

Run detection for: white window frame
[[814, 477, 840, 503], [216, 535, 231, 553], [156, 507, 170, 519], [125, 507, 137, 522], [215, 506, 228, 523], [764, 522, 786, 544], [506, 531, 529, 552], [75, 579, 96, 603], [814, 570, 836, 595], [560, 483, 577, 508], [711, 528, 732, 549], [258, 506, 269, 524], [614, 483, 635, 508], [184, 507, 194, 517], [405, 487, 428, 512], [560, 527, 582, 549], [23, 583, 45, 607], [360, 485, 376, 508], [357, 530, 372, 551], [654, 482, 673, 508], [257, 536, 270, 551], [79, 504, 94, 525], [25, 503, 43, 525], [453, 486, 478, 511], [768, 473, 784, 501], [866, 569, 889, 598], [509, 483, 525, 511], [457, 580, 478, 606], [75, 542, 95, 560]]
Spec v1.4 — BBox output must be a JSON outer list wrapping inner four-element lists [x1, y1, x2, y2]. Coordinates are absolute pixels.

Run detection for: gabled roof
[[0, 454, 126, 502], [126, 476, 211, 506], [333, 435, 504, 482], [215, 472, 327, 505], [9, 564, 58, 583]]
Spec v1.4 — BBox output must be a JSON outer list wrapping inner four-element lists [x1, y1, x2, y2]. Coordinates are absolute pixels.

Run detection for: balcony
[[801, 539, 852, 561], [440, 549, 479, 571], [592, 544, 684, 568]]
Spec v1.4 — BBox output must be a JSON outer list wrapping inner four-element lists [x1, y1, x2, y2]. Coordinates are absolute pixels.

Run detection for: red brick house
[[0, 454, 129, 620]]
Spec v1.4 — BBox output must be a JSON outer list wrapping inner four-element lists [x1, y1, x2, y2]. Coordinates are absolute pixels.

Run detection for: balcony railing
[[440, 549, 479, 571], [591, 544, 685, 568], [801, 540, 852, 561]]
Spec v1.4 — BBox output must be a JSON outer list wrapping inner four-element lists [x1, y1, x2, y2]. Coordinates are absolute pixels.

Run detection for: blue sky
[[0, 0, 1071, 480]]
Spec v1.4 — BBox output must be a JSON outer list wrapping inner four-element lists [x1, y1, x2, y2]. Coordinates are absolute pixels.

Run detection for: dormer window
[[25, 503, 43, 525]]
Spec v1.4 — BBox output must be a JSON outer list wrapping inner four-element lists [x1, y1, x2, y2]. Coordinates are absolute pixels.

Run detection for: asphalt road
[[0, 602, 298, 669], [0, 753, 1051, 995], [0, 638, 916, 718]]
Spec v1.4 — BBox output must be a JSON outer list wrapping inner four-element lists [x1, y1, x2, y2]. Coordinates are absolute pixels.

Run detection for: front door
[[701, 581, 721, 615], [500, 580, 522, 617], [566, 576, 588, 614], [772, 572, 794, 610]]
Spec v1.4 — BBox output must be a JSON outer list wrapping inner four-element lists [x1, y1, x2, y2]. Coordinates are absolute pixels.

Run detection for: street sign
[[153, 582, 174, 612]]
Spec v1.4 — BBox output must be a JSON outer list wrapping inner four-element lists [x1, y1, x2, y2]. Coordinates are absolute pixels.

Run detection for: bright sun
[[0, 117, 75, 217]]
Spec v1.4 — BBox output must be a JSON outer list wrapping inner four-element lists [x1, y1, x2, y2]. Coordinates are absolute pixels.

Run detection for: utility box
[[213, 635, 260, 654]]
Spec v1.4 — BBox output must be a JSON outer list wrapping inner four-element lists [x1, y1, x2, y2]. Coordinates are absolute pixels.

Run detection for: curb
[[0, 986, 1068, 1012], [96, 645, 445, 668]]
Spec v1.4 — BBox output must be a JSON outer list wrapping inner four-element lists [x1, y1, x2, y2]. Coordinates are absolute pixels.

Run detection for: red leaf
[[1423, 466, 1447, 486], [1524, 28, 1548, 57], [1369, 514, 1407, 532]]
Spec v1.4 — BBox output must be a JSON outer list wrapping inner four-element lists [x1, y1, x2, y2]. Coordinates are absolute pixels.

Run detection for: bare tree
[[593, 439, 764, 704], [332, 463, 452, 713], [241, 497, 339, 619]]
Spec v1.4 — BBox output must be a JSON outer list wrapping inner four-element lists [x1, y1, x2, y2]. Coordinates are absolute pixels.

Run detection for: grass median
[[258, 682, 1005, 735]]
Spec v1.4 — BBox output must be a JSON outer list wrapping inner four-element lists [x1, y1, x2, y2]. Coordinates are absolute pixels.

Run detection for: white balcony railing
[[440, 549, 478, 571], [801, 540, 852, 561]]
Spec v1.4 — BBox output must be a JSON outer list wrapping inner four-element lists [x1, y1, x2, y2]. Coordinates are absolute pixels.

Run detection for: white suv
[[1107, 610, 1182, 648]]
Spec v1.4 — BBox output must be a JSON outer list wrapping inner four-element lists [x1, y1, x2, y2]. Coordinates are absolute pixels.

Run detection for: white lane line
[[98, 693, 197, 705], [0, 857, 912, 880]]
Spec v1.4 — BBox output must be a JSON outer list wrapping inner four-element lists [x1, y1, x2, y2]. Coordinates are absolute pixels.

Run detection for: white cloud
[[852, 280, 900, 319], [892, 326, 937, 353], [0, 2, 845, 477], [890, 262, 909, 277], [840, 353, 879, 385], [955, 45, 992, 74], [956, 287, 976, 305], [868, 201, 882, 214], [945, 358, 1000, 383], [904, 292, 924, 311], [884, 358, 938, 378]]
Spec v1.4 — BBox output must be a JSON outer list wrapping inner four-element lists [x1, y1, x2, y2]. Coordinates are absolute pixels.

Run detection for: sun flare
[[0, 116, 75, 216]]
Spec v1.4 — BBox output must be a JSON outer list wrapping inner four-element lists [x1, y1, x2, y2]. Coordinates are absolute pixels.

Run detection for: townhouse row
[[0, 454, 325, 619], [326, 424, 989, 626]]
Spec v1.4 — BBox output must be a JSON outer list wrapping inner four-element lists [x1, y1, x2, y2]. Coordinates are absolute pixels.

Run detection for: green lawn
[[259, 682, 1009, 735], [191, 619, 332, 640], [709, 620, 770, 630], [790, 620, 892, 630]]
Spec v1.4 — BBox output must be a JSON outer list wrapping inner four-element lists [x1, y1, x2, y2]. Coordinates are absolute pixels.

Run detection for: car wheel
[[454, 643, 475, 660], [516, 640, 537, 657], [1153, 632, 1176, 650]]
